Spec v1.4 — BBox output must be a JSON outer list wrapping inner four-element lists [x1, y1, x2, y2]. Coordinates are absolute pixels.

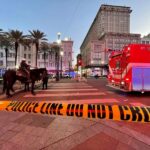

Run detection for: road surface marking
[[49, 86, 93, 89], [41, 99, 119, 104], [35, 88, 98, 92], [106, 91, 114, 94], [24, 92, 106, 97], [51, 85, 93, 88], [130, 103, 146, 106]]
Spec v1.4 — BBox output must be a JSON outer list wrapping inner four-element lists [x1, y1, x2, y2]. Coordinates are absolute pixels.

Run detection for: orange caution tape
[[0, 101, 149, 123]]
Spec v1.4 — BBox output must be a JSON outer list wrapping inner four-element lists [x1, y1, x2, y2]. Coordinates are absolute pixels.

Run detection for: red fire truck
[[108, 44, 150, 92]]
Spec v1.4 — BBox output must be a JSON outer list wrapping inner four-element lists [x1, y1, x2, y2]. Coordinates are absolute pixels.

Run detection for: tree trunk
[[5, 48, 8, 70], [35, 42, 39, 67], [44, 52, 46, 68], [15, 42, 18, 67]]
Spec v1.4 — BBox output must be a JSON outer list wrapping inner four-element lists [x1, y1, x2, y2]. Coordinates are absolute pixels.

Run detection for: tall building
[[80, 4, 141, 76]]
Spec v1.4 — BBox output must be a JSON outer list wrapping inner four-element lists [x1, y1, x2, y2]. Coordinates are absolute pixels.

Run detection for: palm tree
[[29, 30, 47, 67], [40, 42, 50, 68], [0, 34, 13, 69], [7, 30, 25, 67]]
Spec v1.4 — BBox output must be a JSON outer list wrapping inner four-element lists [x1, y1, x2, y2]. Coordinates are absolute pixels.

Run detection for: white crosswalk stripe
[[35, 89, 98, 92], [24, 92, 106, 98]]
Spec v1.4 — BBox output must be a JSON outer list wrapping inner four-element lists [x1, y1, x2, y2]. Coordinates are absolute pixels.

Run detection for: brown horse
[[3, 68, 47, 97]]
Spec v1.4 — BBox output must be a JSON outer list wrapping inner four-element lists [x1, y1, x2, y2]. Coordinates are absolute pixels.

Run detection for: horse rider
[[20, 58, 30, 81]]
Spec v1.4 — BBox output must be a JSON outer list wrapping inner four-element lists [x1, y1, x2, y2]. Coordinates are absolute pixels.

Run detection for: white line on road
[[24, 92, 106, 97], [49, 86, 93, 89], [51, 85, 93, 88], [35, 88, 98, 92], [41, 99, 119, 104], [106, 91, 114, 94], [130, 103, 146, 106]]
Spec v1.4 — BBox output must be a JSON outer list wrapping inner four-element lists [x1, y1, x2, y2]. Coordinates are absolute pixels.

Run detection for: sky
[[0, 0, 150, 62]]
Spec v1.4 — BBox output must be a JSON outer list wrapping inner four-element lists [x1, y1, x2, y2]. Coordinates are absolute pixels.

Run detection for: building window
[[28, 54, 31, 59], [46, 54, 48, 59], [0, 60, 3, 66], [24, 46, 27, 51], [0, 52, 3, 58], [68, 52, 71, 57], [24, 54, 26, 58]]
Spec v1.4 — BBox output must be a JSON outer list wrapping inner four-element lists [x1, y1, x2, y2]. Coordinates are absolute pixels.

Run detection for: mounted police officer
[[20, 58, 30, 81]]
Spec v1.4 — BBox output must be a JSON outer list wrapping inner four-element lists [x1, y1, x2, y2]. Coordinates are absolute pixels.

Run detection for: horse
[[3, 68, 47, 97]]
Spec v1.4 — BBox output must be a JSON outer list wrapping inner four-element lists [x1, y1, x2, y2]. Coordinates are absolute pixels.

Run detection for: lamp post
[[60, 51, 64, 78], [55, 32, 61, 81], [54, 46, 59, 81]]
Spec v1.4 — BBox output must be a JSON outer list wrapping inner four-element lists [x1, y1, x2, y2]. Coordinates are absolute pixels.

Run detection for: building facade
[[47, 39, 73, 75], [80, 4, 141, 76], [0, 38, 73, 76], [141, 34, 150, 44]]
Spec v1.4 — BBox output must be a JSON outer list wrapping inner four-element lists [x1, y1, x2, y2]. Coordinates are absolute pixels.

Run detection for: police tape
[[0, 101, 149, 123]]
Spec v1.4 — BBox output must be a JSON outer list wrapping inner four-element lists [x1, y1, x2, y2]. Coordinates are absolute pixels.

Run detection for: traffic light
[[78, 59, 82, 66], [77, 54, 82, 66]]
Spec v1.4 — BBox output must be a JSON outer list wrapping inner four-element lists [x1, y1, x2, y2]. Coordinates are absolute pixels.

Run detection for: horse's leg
[[46, 81, 48, 89], [28, 84, 30, 91], [27, 82, 30, 91], [42, 81, 44, 90], [10, 86, 15, 92], [6, 85, 12, 97], [24, 83, 27, 91], [2, 75, 7, 94], [2, 81, 6, 94], [10, 80, 16, 93]]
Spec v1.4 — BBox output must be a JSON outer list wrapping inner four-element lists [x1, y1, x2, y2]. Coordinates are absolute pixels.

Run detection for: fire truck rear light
[[125, 78, 129, 81], [121, 81, 125, 85], [112, 80, 114, 83]]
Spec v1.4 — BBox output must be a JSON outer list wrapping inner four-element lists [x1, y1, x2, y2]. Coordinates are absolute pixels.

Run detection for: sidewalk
[[0, 111, 149, 150]]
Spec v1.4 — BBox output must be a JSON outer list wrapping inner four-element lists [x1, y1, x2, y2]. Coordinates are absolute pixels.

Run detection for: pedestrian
[[42, 70, 48, 90]]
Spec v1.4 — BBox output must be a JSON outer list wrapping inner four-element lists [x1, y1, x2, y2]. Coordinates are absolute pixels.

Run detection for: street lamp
[[55, 32, 61, 81], [60, 51, 64, 78]]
